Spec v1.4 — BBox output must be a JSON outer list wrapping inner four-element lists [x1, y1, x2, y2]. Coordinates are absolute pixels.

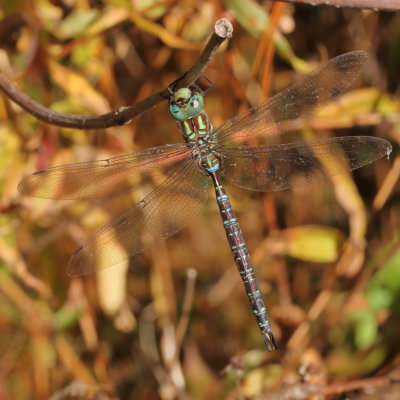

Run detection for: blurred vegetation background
[[0, 1, 399, 399]]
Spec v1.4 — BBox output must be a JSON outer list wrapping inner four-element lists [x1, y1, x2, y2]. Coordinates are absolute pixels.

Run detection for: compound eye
[[168, 89, 204, 121], [187, 93, 204, 116], [190, 99, 200, 108]]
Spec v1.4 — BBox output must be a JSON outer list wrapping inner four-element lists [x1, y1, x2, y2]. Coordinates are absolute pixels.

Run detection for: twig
[[49, 381, 114, 400], [275, 0, 400, 12], [175, 268, 197, 353], [0, 18, 232, 130], [319, 376, 400, 396], [256, 376, 400, 399], [0, 240, 52, 299], [373, 155, 400, 211], [260, 1, 286, 99]]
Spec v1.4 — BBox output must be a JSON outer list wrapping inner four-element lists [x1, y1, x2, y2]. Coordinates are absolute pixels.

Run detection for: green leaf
[[365, 249, 400, 315], [222, 0, 309, 71], [351, 310, 378, 349], [56, 9, 99, 39], [223, 0, 268, 38], [283, 225, 344, 263], [53, 306, 80, 330], [372, 250, 400, 291], [365, 285, 393, 311]]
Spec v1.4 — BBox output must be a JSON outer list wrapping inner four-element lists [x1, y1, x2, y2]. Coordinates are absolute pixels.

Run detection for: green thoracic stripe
[[183, 121, 192, 134], [197, 116, 206, 130]]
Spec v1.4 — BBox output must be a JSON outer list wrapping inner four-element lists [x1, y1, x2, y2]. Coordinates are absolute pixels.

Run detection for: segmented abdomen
[[210, 172, 277, 350]]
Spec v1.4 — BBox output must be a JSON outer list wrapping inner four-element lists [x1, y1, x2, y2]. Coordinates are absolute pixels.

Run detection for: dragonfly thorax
[[169, 88, 219, 174], [177, 110, 220, 174]]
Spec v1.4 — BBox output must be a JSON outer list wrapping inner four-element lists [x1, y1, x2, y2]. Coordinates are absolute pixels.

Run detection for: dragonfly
[[18, 51, 392, 351]]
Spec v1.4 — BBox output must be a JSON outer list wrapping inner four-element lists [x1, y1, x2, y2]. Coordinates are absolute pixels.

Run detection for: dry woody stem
[[276, 0, 400, 12], [0, 18, 233, 130]]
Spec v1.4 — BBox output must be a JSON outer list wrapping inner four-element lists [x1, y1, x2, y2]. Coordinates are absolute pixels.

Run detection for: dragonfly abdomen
[[209, 171, 277, 351]]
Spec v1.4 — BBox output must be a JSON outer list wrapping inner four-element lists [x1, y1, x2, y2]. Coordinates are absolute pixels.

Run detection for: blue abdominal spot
[[206, 164, 220, 172]]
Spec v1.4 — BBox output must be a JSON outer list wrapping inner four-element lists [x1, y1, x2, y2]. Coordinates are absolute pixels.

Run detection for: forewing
[[212, 51, 370, 145], [18, 144, 190, 199], [218, 137, 391, 192], [67, 157, 210, 276]]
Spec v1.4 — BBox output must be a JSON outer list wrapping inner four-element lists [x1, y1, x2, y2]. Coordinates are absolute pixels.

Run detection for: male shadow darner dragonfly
[[18, 51, 392, 351]]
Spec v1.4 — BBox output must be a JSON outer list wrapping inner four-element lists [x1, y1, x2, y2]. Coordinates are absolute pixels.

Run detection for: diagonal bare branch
[[275, 0, 400, 12], [0, 18, 233, 130]]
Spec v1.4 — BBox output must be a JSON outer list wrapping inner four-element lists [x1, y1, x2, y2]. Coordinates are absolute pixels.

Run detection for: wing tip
[[335, 50, 370, 63], [377, 137, 393, 159], [66, 246, 90, 277], [17, 178, 27, 195], [329, 50, 371, 76], [17, 173, 48, 198]]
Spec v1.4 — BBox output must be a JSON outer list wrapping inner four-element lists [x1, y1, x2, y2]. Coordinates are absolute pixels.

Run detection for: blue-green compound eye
[[169, 88, 204, 121]]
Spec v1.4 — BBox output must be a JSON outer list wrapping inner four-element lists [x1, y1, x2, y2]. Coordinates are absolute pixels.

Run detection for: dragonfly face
[[169, 88, 204, 121]]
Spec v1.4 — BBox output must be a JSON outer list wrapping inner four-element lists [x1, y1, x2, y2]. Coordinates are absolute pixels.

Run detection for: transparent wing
[[67, 157, 210, 276], [212, 51, 370, 145], [18, 144, 190, 199], [218, 136, 391, 192]]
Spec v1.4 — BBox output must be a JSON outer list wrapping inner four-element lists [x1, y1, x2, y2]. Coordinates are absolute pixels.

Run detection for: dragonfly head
[[169, 88, 204, 121]]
